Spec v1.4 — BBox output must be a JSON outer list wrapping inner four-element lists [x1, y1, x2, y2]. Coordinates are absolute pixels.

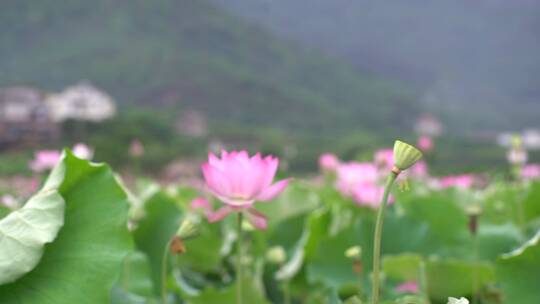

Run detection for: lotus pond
[[0, 142, 539, 304]]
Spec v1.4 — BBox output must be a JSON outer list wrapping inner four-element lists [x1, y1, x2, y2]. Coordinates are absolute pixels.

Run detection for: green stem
[[236, 212, 244, 304], [123, 253, 132, 290], [419, 259, 430, 304], [161, 240, 171, 304], [472, 234, 479, 304], [283, 280, 291, 304], [357, 267, 363, 299], [371, 172, 398, 304], [516, 193, 526, 238]]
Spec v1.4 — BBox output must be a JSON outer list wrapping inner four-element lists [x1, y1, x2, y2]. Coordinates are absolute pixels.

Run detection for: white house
[[0, 87, 47, 122], [46, 82, 116, 122], [0, 87, 59, 147]]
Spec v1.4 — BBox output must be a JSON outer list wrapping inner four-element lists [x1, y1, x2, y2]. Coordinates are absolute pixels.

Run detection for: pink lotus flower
[[396, 281, 419, 293], [199, 150, 290, 229], [439, 174, 475, 189], [29, 150, 61, 173], [418, 136, 434, 152], [408, 161, 429, 178], [72, 143, 94, 160], [522, 164, 540, 180], [336, 162, 378, 196], [374, 149, 394, 169], [319, 153, 340, 172], [191, 197, 269, 229], [352, 184, 393, 208]]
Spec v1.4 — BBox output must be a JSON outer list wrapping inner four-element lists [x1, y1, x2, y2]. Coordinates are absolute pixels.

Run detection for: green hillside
[[214, 0, 540, 132], [0, 0, 418, 136]]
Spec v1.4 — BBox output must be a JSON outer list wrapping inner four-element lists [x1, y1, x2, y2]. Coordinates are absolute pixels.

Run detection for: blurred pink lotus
[[28, 177, 39, 193], [336, 162, 378, 196], [352, 184, 393, 208], [415, 113, 442, 137], [374, 149, 393, 169], [129, 139, 145, 158], [409, 161, 429, 178], [1, 194, 20, 210], [418, 136, 434, 152], [396, 281, 419, 293], [199, 150, 290, 229], [72, 143, 94, 160], [29, 150, 61, 173], [319, 153, 340, 172], [191, 197, 213, 215], [522, 164, 540, 180], [439, 174, 475, 189], [506, 148, 528, 165]]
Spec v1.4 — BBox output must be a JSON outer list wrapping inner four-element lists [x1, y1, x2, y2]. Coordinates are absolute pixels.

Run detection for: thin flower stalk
[[236, 212, 244, 304], [371, 171, 398, 304], [419, 259, 430, 304], [372, 140, 422, 304], [161, 239, 172, 304]]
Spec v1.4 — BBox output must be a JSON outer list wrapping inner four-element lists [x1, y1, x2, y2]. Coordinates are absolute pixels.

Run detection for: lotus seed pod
[[345, 246, 362, 259], [393, 140, 423, 171], [176, 218, 200, 240], [511, 134, 522, 149], [266, 246, 287, 264], [464, 204, 482, 216]]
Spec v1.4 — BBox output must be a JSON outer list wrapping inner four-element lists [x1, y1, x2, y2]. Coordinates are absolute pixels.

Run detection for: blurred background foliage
[[0, 0, 539, 175]]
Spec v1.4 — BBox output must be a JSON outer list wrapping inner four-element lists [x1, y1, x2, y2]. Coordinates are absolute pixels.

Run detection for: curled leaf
[[0, 189, 65, 284]]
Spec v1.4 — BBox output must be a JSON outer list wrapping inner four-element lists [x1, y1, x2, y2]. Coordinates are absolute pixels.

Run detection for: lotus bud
[[266, 246, 287, 264], [169, 219, 201, 255], [465, 204, 482, 236], [511, 134, 522, 149], [175, 218, 200, 240], [345, 246, 362, 260], [393, 140, 423, 173]]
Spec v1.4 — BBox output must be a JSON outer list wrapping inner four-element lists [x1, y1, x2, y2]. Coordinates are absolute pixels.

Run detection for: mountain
[[0, 0, 418, 138], [211, 0, 540, 133]]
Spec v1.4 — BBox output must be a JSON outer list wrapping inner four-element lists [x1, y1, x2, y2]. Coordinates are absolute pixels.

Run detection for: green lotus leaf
[[0, 150, 132, 303], [497, 230, 540, 304], [383, 254, 495, 302], [181, 277, 270, 304], [111, 251, 159, 304], [0, 189, 65, 284], [133, 190, 182, 295]]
